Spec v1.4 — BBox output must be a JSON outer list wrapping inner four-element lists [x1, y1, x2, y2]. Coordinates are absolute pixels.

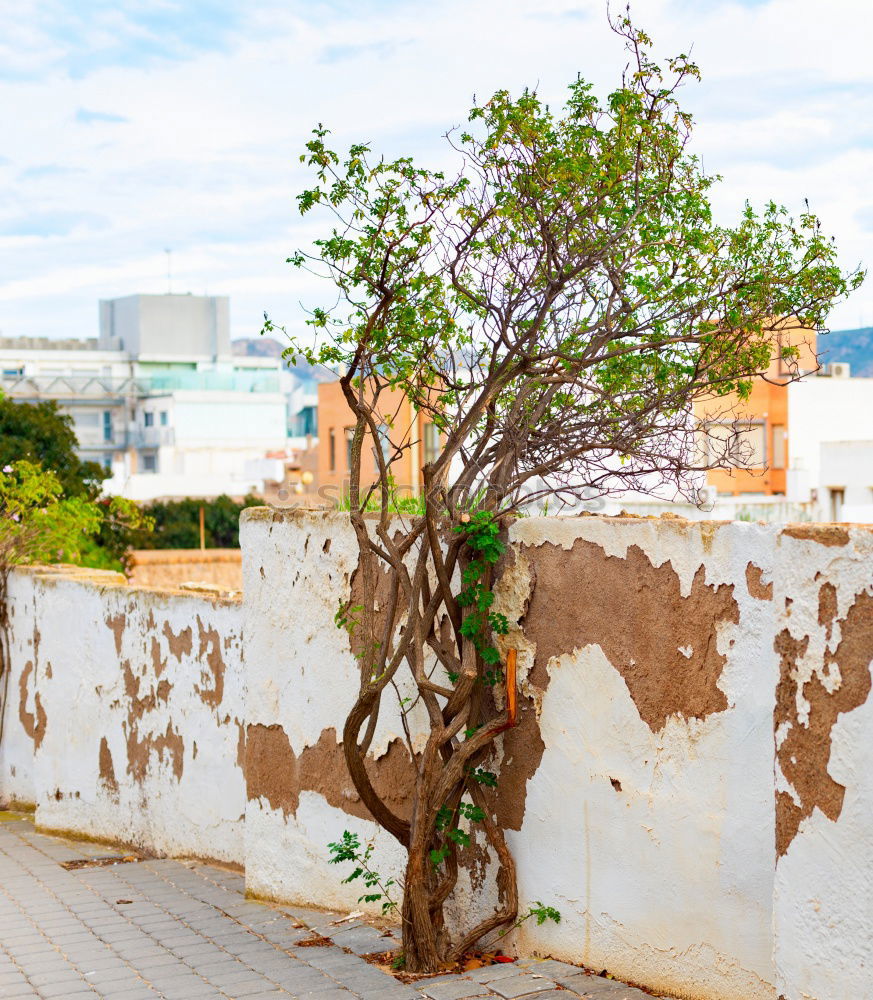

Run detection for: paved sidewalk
[[0, 814, 654, 1000]]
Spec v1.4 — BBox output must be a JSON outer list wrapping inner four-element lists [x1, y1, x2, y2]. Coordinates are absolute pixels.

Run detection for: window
[[329, 429, 336, 472], [143, 411, 154, 427], [376, 424, 391, 465], [771, 424, 786, 469], [103, 411, 112, 443], [829, 487, 845, 522], [2, 367, 23, 377], [141, 454, 157, 473], [423, 422, 440, 466], [159, 411, 168, 427], [345, 427, 355, 471], [702, 421, 766, 467]]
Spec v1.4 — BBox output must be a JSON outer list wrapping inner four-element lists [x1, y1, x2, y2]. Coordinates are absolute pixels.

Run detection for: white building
[[0, 294, 289, 501], [786, 371, 873, 522]]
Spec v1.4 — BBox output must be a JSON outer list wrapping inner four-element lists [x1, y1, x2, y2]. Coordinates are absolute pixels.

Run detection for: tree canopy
[[274, 14, 862, 973], [0, 397, 106, 500]]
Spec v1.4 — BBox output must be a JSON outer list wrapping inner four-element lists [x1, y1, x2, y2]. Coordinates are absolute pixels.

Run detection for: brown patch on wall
[[105, 613, 126, 655], [236, 719, 246, 770], [121, 659, 184, 783], [458, 832, 492, 894], [493, 698, 546, 831], [195, 616, 224, 709], [150, 637, 167, 679], [245, 724, 298, 815], [746, 563, 773, 601], [163, 621, 193, 660], [818, 582, 838, 639], [782, 525, 850, 547], [774, 589, 873, 857], [245, 724, 416, 822], [521, 540, 740, 732], [126, 722, 185, 783], [18, 661, 46, 750], [98, 737, 118, 795]]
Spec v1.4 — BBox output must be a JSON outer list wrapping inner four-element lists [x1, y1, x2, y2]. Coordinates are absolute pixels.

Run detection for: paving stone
[[357, 989, 420, 1000], [487, 974, 556, 999], [38, 980, 99, 998], [221, 979, 289, 997], [552, 973, 626, 996], [417, 978, 490, 1000], [99, 989, 162, 1000], [230, 993, 287, 1000], [465, 965, 526, 984], [516, 960, 583, 980], [0, 816, 656, 1000]]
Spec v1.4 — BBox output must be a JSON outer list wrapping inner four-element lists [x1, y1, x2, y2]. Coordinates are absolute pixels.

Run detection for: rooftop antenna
[[164, 248, 172, 294]]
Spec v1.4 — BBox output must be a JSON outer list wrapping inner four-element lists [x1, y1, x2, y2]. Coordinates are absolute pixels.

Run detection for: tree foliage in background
[[0, 460, 148, 743], [282, 13, 859, 972], [129, 494, 260, 550], [0, 397, 107, 500], [0, 396, 155, 570]]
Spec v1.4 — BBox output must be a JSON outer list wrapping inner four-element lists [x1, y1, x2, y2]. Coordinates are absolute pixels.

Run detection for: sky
[[2, 0, 873, 343]]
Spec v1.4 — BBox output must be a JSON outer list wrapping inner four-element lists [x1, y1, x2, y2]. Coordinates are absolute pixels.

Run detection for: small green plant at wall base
[[498, 902, 562, 939], [327, 831, 398, 915]]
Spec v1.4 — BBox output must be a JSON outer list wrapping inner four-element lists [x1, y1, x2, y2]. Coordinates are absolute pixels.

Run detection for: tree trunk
[[401, 845, 444, 972]]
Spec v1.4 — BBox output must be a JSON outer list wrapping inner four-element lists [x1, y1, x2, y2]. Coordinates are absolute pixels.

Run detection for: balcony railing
[[0, 371, 280, 399], [135, 427, 176, 448]]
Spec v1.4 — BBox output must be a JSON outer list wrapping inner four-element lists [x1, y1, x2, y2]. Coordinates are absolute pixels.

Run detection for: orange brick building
[[696, 325, 817, 496], [316, 380, 441, 503]]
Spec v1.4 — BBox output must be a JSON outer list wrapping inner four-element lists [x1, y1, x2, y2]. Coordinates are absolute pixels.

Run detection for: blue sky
[[2, 0, 872, 341]]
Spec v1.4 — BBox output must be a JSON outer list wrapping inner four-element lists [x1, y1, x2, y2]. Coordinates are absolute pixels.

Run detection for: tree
[[0, 397, 106, 499], [129, 495, 261, 550], [274, 15, 861, 972], [0, 460, 147, 744]]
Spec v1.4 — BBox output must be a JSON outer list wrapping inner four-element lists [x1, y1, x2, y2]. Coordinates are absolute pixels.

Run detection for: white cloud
[[1, 0, 872, 342]]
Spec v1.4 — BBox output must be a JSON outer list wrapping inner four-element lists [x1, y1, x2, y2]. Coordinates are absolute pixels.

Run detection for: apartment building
[[695, 324, 818, 499], [315, 379, 442, 504], [0, 294, 288, 500]]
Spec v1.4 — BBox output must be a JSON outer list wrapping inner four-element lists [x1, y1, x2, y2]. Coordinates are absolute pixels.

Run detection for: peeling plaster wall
[[4, 512, 873, 1000], [241, 510, 873, 1000], [2, 566, 246, 863], [498, 518, 779, 1000], [770, 528, 873, 1000], [0, 568, 46, 807], [240, 510, 412, 909]]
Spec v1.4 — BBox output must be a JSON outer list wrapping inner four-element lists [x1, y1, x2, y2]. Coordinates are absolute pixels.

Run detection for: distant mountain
[[232, 337, 338, 383], [820, 327, 873, 376], [232, 336, 285, 358]]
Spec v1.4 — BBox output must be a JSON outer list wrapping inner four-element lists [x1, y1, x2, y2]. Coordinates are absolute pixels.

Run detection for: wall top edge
[[127, 549, 242, 565], [240, 506, 873, 539], [12, 565, 242, 607]]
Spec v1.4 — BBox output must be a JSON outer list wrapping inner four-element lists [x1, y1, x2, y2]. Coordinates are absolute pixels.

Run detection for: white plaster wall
[[5, 513, 873, 1000], [5, 567, 246, 863], [500, 518, 777, 1000], [0, 569, 45, 807], [787, 378, 873, 501], [240, 509, 412, 909], [504, 519, 779, 1000], [772, 530, 873, 1000], [240, 511, 785, 999]]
